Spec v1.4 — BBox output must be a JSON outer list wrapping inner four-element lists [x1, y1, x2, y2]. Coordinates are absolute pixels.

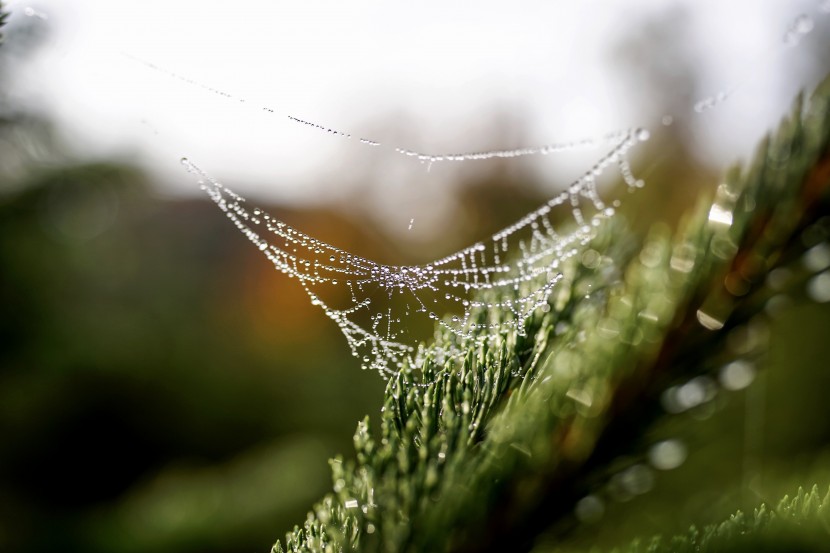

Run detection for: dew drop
[[784, 14, 814, 46], [660, 386, 683, 413], [766, 267, 791, 291], [719, 360, 756, 391], [765, 294, 792, 316], [554, 322, 570, 335], [648, 439, 687, 470], [581, 249, 601, 269], [696, 309, 724, 330], [795, 15, 814, 33], [676, 376, 715, 410], [574, 495, 604, 523], [803, 243, 830, 272], [619, 464, 654, 495], [24, 6, 48, 19], [806, 270, 830, 303]]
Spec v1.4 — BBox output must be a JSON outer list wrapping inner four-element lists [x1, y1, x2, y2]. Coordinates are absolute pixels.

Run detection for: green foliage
[[595, 485, 830, 553], [276, 76, 830, 552], [0, 162, 385, 553]]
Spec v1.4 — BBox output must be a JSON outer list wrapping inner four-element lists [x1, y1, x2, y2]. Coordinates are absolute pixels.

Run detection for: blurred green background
[[2, 6, 830, 553]]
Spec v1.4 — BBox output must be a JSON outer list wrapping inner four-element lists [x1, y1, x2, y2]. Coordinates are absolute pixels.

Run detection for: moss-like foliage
[[275, 76, 830, 553], [590, 485, 830, 553]]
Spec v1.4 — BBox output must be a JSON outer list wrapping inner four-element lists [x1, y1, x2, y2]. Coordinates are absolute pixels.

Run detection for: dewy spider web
[[182, 126, 649, 381], [123, 54, 651, 380], [129, 6, 825, 383]]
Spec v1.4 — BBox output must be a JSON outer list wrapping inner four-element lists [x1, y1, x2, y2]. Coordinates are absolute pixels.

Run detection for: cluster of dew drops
[[184, 126, 651, 382]]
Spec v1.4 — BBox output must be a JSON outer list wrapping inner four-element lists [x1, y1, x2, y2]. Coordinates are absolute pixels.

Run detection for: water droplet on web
[[694, 91, 731, 114]]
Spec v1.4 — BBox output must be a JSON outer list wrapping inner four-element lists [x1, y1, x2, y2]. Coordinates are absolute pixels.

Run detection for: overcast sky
[[4, 0, 828, 215]]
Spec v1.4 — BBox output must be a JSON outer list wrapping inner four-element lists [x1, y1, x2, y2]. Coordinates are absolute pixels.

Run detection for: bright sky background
[[4, 0, 829, 219]]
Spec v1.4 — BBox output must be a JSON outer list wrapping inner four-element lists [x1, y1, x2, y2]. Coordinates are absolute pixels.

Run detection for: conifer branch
[[571, 485, 830, 553], [275, 75, 830, 553]]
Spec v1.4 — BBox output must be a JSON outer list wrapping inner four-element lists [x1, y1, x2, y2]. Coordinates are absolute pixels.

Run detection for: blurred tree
[[0, 8, 388, 552]]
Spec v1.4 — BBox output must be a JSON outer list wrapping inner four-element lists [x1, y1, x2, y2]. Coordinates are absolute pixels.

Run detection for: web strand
[[125, 53, 630, 168]]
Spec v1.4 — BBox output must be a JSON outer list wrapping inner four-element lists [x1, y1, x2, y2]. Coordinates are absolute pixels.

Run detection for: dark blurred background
[[1, 4, 830, 553]]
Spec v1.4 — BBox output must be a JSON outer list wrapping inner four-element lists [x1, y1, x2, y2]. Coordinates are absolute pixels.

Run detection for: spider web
[[151, 3, 830, 384], [183, 126, 649, 381]]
